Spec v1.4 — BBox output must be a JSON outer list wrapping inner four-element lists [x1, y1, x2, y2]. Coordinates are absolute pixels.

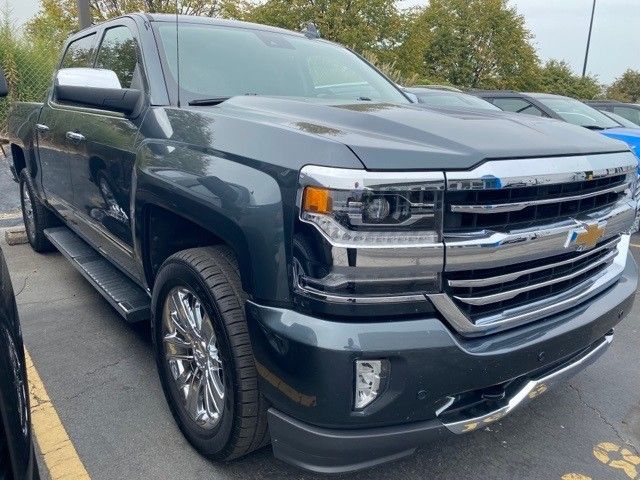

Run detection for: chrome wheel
[[21, 184, 35, 241], [162, 287, 225, 430]]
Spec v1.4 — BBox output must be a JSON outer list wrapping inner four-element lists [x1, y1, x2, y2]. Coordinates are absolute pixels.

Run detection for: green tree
[[537, 60, 602, 99], [398, 0, 539, 90], [607, 69, 640, 102], [246, 0, 403, 61]]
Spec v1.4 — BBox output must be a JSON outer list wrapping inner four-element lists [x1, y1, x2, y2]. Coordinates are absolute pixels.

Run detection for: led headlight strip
[[298, 165, 445, 248]]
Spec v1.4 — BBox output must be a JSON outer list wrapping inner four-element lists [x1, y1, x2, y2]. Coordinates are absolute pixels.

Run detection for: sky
[[7, 0, 640, 84]]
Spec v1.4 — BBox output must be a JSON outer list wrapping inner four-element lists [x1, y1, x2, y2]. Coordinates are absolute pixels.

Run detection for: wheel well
[[10, 144, 26, 174], [144, 205, 226, 286]]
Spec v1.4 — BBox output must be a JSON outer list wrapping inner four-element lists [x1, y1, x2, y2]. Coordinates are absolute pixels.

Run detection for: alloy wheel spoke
[[166, 350, 194, 362], [185, 370, 204, 421], [204, 370, 224, 415], [163, 331, 191, 350]]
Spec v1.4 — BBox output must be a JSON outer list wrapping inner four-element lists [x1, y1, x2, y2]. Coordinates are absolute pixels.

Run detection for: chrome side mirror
[[55, 68, 122, 89], [54, 67, 142, 116]]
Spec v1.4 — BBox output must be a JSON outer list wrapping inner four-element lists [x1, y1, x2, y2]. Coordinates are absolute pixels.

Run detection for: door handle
[[36, 123, 49, 132], [66, 131, 85, 142]]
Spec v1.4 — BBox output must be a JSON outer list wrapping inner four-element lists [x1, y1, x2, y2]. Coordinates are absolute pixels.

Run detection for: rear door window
[[60, 33, 97, 68]]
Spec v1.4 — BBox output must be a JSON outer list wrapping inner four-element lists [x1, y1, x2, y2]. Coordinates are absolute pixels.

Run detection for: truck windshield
[[155, 23, 409, 105]]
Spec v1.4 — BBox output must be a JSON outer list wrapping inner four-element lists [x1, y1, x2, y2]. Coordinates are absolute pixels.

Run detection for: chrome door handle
[[35, 123, 49, 132], [65, 131, 85, 142]]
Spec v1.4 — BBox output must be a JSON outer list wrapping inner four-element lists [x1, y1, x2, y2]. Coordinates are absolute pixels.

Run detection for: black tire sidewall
[[151, 259, 237, 457], [19, 172, 36, 245]]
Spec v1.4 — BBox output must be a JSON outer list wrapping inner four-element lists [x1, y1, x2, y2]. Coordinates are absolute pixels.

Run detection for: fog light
[[354, 360, 389, 409]]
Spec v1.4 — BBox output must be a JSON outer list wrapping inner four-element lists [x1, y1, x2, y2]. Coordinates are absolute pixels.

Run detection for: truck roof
[[144, 13, 306, 38]]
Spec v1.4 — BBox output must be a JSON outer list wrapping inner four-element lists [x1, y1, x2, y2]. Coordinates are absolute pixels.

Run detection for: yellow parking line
[[25, 349, 91, 480], [631, 243, 640, 249]]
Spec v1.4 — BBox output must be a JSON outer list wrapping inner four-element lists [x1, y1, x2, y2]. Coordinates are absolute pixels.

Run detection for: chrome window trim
[[446, 152, 637, 191], [450, 182, 630, 214]]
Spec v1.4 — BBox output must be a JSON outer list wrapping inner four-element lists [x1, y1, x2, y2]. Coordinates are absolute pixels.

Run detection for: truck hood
[[212, 96, 629, 170]]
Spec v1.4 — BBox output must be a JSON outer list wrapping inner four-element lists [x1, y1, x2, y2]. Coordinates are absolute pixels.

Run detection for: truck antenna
[[175, 0, 181, 107]]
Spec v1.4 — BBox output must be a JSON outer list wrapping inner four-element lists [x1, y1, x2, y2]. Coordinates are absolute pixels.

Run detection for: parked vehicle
[[598, 109, 640, 129], [0, 71, 39, 480], [5, 15, 639, 473], [587, 100, 640, 126], [403, 86, 500, 111]]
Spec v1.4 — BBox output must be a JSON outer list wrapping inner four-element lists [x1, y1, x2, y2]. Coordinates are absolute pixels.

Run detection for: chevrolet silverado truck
[[4, 14, 639, 473]]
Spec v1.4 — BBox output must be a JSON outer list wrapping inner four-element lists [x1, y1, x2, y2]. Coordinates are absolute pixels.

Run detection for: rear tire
[[19, 170, 57, 253], [151, 246, 269, 461]]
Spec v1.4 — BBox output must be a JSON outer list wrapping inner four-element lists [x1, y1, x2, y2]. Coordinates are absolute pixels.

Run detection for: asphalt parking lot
[[0, 158, 639, 480]]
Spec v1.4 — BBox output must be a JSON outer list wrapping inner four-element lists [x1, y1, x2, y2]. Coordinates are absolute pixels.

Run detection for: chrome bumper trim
[[439, 333, 613, 434]]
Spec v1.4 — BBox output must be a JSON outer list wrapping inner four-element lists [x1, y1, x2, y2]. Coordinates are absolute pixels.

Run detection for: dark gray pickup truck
[[4, 13, 639, 473]]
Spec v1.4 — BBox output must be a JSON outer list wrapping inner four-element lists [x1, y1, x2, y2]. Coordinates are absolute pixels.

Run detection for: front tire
[[151, 246, 269, 461], [19, 170, 56, 253]]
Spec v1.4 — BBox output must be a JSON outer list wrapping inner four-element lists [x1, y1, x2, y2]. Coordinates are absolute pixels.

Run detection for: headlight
[[294, 166, 444, 303]]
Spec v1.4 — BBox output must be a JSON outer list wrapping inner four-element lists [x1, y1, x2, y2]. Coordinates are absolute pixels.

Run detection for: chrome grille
[[445, 174, 628, 232], [431, 152, 637, 336], [444, 237, 619, 321]]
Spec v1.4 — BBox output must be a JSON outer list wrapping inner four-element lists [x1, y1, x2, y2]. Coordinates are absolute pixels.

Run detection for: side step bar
[[44, 227, 150, 322]]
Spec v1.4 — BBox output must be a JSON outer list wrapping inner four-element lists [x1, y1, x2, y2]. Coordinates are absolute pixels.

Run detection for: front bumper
[[267, 332, 612, 473], [246, 254, 637, 473]]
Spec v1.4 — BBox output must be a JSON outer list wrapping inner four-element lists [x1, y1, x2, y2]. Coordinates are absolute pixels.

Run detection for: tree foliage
[[607, 69, 640, 102], [246, 0, 403, 61], [535, 60, 602, 100], [398, 0, 539, 89]]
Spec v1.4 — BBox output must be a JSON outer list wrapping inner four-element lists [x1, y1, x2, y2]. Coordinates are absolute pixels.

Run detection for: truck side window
[[60, 33, 96, 68], [95, 26, 142, 90], [493, 98, 545, 117], [613, 106, 640, 125]]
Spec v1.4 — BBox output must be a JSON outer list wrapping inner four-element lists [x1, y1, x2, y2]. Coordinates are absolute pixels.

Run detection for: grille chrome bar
[[429, 234, 631, 336], [443, 199, 635, 272], [448, 236, 620, 288], [453, 249, 617, 305], [450, 182, 629, 214], [446, 152, 637, 191]]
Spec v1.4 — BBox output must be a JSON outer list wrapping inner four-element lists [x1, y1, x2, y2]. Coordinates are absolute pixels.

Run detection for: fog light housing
[[354, 359, 389, 409]]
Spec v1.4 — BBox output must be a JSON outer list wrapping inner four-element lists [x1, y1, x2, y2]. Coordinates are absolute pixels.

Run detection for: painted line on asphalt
[[0, 210, 21, 220], [25, 349, 91, 480], [631, 243, 640, 249]]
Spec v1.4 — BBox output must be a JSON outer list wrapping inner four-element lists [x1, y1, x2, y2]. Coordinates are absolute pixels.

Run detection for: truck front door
[[67, 21, 145, 282]]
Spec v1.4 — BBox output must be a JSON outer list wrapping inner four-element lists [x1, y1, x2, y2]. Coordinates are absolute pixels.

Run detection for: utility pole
[[77, 0, 92, 29], [582, 0, 596, 78]]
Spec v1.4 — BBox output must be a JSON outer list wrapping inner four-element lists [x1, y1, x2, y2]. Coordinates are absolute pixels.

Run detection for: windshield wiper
[[188, 97, 231, 106], [583, 125, 605, 131], [188, 93, 260, 106]]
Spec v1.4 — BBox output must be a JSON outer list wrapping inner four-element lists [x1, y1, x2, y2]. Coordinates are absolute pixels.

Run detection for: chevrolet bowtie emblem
[[567, 223, 606, 250]]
